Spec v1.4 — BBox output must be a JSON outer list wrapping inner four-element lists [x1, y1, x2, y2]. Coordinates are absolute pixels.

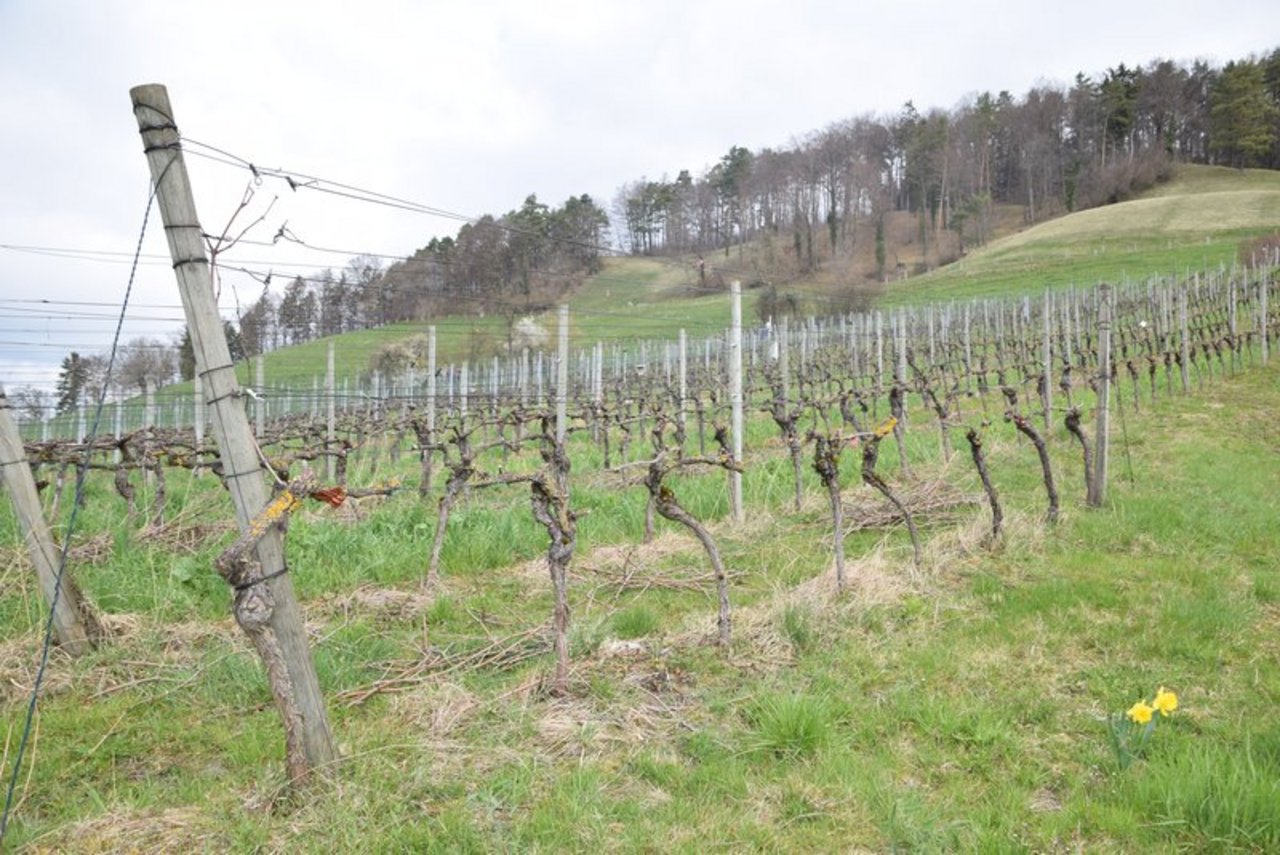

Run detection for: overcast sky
[[0, 0, 1273, 390]]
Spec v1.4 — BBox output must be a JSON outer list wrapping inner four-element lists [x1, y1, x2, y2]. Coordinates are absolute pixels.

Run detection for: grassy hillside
[[878, 165, 1280, 304]]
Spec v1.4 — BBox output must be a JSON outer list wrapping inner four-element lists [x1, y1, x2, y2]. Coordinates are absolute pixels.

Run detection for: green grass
[[5, 354, 1278, 851], [746, 692, 834, 758], [609, 605, 661, 639]]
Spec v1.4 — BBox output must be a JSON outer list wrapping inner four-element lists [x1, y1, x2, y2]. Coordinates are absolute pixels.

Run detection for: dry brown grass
[[310, 583, 434, 623], [0, 636, 75, 703], [838, 477, 977, 535], [136, 517, 235, 555], [22, 806, 224, 854], [533, 692, 693, 761], [387, 680, 480, 738], [0, 610, 249, 709]]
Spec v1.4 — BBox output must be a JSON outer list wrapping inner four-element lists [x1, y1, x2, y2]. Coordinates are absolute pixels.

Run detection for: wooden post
[[255, 355, 266, 437], [556, 304, 569, 444], [895, 310, 907, 391], [143, 380, 156, 491], [1041, 290, 1053, 432], [593, 341, 604, 411], [875, 311, 884, 398], [132, 83, 336, 781], [798, 323, 808, 379], [678, 328, 688, 440], [490, 355, 500, 420], [460, 361, 469, 421], [193, 373, 205, 456], [729, 281, 744, 524], [780, 315, 791, 409], [535, 351, 545, 409], [1229, 279, 1239, 373], [963, 303, 973, 394], [1062, 291, 1074, 367], [325, 342, 336, 482], [0, 391, 98, 655], [113, 399, 124, 464], [1179, 289, 1191, 393], [1260, 278, 1270, 365], [520, 347, 529, 408], [1089, 284, 1112, 507]]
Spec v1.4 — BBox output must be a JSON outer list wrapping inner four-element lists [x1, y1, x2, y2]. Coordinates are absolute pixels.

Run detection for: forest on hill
[[610, 49, 1280, 273]]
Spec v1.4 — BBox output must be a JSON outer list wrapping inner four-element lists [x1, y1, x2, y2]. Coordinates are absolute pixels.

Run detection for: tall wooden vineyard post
[[729, 281, 744, 524], [130, 83, 336, 781], [556, 305, 569, 444], [1089, 284, 1112, 508], [0, 390, 100, 655]]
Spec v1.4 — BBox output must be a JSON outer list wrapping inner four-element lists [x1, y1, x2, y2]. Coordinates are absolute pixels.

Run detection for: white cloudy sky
[[0, 0, 1273, 388]]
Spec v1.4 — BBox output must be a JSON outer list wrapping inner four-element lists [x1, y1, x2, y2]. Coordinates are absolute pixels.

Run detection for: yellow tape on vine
[[874, 417, 898, 438]]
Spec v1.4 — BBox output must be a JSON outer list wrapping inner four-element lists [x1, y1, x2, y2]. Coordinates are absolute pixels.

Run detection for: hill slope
[[878, 165, 1280, 303]]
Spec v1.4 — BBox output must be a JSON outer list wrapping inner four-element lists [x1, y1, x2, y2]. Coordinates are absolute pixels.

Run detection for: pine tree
[[1210, 60, 1279, 168], [54, 351, 89, 414]]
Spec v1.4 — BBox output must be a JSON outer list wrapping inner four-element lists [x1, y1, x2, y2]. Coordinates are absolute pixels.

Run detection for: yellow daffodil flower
[[1127, 700, 1154, 725], [1153, 686, 1178, 717]]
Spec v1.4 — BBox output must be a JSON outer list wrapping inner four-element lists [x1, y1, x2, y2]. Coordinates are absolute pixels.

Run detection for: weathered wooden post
[[729, 281, 745, 524], [779, 315, 791, 411], [193, 373, 205, 460], [678, 328, 688, 441], [113, 400, 124, 464], [593, 341, 604, 409], [1179, 289, 1191, 394], [0, 390, 100, 655], [1260, 278, 1270, 365], [556, 305, 569, 443], [325, 342, 336, 482], [535, 351, 545, 409], [1089, 284, 1112, 508], [1041, 290, 1053, 431], [423, 326, 437, 494], [1229, 279, 1239, 373], [255, 355, 266, 436], [131, 83, 336, 783]]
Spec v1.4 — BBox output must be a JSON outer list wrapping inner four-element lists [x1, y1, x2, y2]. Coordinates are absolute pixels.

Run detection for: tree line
[[612, 48, 1280, 275], [233, 193, 610, 358]]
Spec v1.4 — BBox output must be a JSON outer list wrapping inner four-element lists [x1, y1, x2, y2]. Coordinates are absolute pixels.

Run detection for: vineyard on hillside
[[2, 83, 1278, 850], [2, 260, 1277, 849]]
